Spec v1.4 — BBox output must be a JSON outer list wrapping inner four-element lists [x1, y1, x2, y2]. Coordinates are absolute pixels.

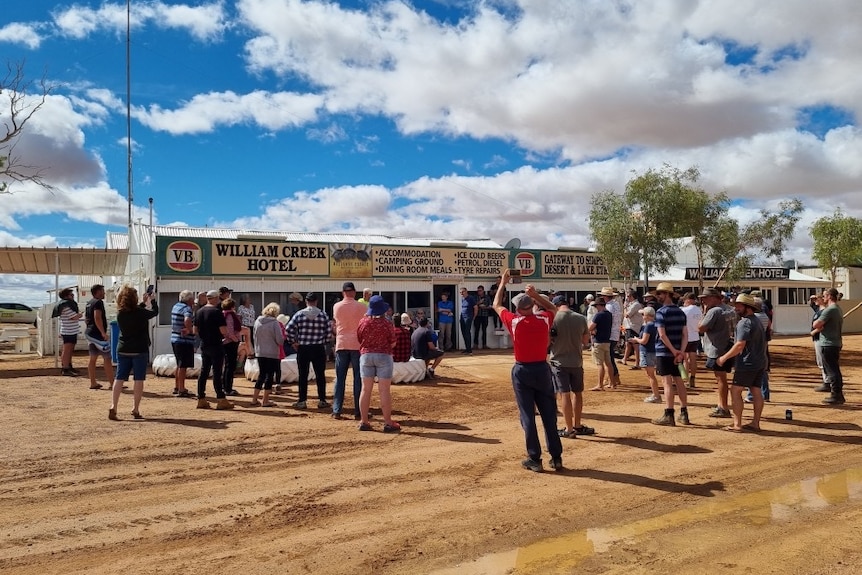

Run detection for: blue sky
[[1, 1, 861, 306]]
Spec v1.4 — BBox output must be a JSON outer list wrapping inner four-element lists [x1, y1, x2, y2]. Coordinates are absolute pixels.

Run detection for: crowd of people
[[54, 278, 846, 460]]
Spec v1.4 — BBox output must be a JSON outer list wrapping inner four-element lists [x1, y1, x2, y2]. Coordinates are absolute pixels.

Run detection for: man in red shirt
[[493, 268, 562, 472]]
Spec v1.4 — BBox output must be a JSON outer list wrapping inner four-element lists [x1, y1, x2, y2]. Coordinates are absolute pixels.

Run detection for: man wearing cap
[[588, 297, 615, 391], [579, 293, 594, 317], [392, 313, 413, 363], [286, 293, 332, 409], [493, 269, 563, 473], [698, 287, 734, 418], [599, 287, 622, 387], [412, 317, 445, 378], [717, 293, 766, 431], [550, 295, 593, 439], [194, 290, 233, 410], [812, 287, 844, 405], [332, 282, 366, 419], [652, 282, 690, 426], [459, 287, 477, 355]]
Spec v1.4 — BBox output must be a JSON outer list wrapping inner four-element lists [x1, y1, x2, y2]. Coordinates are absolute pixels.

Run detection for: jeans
[[821, 345, 843, 396], [223, 341, 239, 392], [460, 316, 474, 353], [198, 344, 225, 399], [473, 315, 489, 348], [256, 356, 279, 390], [297, 344, 327, 402], [333, 349, 361, 415], [511, 361, 562, 461]]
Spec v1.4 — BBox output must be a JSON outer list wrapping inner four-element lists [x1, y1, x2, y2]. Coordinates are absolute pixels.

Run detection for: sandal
[[108, 408, 118, 421], [589, 386, 605, 391], [723, 425, 743, 433], [177, 389, 194, 398], [742, 423, 762, 432], [383, 422, 401, 433], [558, 428, 576, 438], [249, 400, 261, 407], [574, 425, 595, 436], [260, 401, 277, 407], [358, 422, 373, 431], [131, 411, 144, 420]]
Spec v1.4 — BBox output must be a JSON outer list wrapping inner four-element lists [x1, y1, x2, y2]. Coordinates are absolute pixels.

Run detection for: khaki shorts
[[592, 342, 612, 366]]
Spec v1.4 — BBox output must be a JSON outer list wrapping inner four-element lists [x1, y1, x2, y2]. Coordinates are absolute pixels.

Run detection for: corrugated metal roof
[[106, 232, 129, 250], [151, 225, 502, 248], [0, 247, 128, 276]]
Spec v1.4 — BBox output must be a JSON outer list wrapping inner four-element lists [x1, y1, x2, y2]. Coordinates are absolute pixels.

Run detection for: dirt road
[[1, 335, 861, 574]]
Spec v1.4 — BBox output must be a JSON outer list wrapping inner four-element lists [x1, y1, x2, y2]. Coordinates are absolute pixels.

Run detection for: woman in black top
[[109, 285, 159, 421]]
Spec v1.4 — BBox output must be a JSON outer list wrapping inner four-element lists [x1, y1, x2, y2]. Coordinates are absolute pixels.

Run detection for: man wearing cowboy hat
[[652, 282, 690, 426], [493, 269, 562, 473], [598, 287, 622, 387], [717, 293, 766, 431], [698, 287, 735, 418]]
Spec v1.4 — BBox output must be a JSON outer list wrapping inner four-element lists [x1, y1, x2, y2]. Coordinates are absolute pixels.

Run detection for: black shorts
[[172, 342, 196, 368], [732, 369, 764, 388], [422, 349, 444, 361], [625, 328, 639, 340], [705, 356, 734, 373], [655, 355, 681, 377], [552, 365, 584, 394], [61, 334, 78, 344], [685, 341, 699, 352]]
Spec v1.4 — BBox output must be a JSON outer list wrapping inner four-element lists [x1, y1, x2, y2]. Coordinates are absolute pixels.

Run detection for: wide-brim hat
[[654, 282, 675, 294], [734, 293, 761, 311], [366, 295, 390, 316], [598, 287, 617, 297], [698, 287, 722, 298]]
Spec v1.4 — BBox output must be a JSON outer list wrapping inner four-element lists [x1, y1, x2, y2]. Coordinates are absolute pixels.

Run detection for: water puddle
[[431, 467, 862, 575]]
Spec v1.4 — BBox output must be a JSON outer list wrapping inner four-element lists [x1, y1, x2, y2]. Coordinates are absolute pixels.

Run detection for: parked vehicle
[[0, 303, 38, 326]]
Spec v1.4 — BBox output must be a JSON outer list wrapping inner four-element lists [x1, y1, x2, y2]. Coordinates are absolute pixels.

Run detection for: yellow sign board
[[211, 241, 329, 275], [373, 247, 507, 278], [540, 251, 609, 279]]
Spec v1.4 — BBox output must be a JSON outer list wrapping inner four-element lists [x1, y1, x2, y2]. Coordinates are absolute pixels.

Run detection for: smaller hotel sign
[[166, 240, 202, 272]]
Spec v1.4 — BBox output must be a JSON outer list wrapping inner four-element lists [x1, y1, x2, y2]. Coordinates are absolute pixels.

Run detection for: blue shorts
[[116, 352, 149, 381], [360, 352, 394, 379], [639, 352, 656, 368]]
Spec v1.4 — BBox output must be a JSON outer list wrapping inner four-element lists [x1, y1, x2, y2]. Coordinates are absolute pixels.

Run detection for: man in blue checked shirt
[[286, 293, 332, 409]]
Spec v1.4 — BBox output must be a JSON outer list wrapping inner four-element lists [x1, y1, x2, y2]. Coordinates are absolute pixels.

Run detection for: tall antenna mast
[[126, 0, 133, 230]]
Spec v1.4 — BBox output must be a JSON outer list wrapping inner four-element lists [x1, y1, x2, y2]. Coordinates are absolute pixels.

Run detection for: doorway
[[432, 284, 457, 351]]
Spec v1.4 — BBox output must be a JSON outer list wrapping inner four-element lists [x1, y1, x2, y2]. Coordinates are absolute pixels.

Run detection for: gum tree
[[810, 209, 862, 288]]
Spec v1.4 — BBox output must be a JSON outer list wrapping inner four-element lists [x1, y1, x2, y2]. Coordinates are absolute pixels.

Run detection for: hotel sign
[[685, 267, 791, 281]]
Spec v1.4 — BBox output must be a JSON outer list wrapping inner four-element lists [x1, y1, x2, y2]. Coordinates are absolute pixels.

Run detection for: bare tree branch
[[1, 59, 56, 193]]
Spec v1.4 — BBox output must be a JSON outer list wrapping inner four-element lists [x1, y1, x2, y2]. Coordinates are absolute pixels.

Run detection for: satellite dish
[[503, 238, 521, 250]]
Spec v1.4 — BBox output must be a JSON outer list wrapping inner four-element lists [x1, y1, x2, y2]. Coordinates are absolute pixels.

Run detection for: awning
[[0, 247, 129, 276]]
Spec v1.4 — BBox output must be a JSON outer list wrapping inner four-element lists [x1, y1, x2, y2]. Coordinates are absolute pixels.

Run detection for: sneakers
[[177, 389, 194, 398], [383, 422, 401, 433], [215, 398, 235, 410], [549, 457, 563, 471], [521, 458, 543, 473], [426, 367, 435, 379], [108, 408, 118, 421], [677, 410, 691, 425], [61, 368, 78, 377], [652, 413, 676, 426], [293, 400, 307, 409], [708, 407, 731, 418], [226, 389, 240, 396], [823, 395, 846, 405], [358, 422, 373, 431], [172, 388, 179, 395], [815, 384, 832, 393], [318, 400, 330, 409], [643, 394, 662, 404], [274, 384, 283, 393]]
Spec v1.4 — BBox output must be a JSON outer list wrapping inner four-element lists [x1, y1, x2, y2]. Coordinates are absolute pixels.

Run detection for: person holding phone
[[492, 269, 562, 473], [85, 284, 115, 390]]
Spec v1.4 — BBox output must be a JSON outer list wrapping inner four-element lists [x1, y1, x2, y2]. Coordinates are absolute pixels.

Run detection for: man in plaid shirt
[[286, 293, 332, 409]]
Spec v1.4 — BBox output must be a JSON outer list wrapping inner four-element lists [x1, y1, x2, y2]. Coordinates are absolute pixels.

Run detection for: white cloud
[[0, 22, 43, 49], [135, 90, 324, 134], [52, 1, 228, 41]]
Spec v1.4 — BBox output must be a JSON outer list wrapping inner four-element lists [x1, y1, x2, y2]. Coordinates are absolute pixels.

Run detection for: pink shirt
[[333, 297, 367, 351]]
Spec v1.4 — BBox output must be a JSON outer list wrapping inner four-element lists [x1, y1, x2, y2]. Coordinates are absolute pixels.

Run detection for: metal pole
[[126, 0, 133, 231]]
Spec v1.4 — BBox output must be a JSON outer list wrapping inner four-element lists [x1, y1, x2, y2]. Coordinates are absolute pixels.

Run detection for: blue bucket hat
[[366, 295, 390, 316]]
